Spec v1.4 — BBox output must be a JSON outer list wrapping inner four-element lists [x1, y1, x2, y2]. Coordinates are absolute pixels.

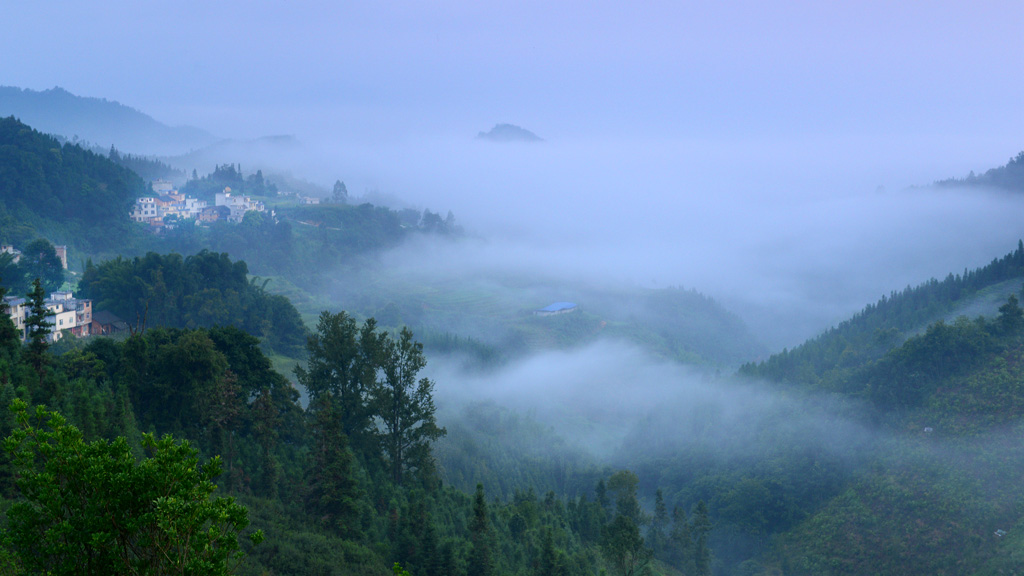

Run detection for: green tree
[[467, 483, 494, 576], [647, 489, 668, 558], [0, 280, 20, 386], [2, 400, 262, 576], [23, 278, 53, 388], [997, 294, 1024, 334], [667, 506, 693, 572], [332, 180, 349, 204], [374, 327, 446, 485], [0, 253, 26, 296], [20, 239, 63, 293], [251, 387, 281, 498], [607, 470, 643, 526], [295, 311, 380, 453], [602, 513, 652, 576], [537, 527, 566, 576], [596, 478, 610, 516], [692, 501, 712, 576], [204, 370, 243, 491], [305, 396, 362, 538], [601, 470, 651, 576]]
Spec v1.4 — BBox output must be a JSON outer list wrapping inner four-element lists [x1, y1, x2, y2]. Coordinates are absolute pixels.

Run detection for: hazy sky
[[4, 2, 1022, 148], [5, 1, 1024, 346]]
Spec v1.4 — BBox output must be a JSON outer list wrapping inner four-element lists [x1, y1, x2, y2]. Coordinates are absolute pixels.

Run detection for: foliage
[[467, 484, 494, 576], [76, 250, 306, 355], [17, 239, 63, 293], [0, 303, 694, 576], [296, 312, 446, 485], [601, 513, 651, 576], [331, 180, 348, 204], [2, 399, 262, 575], [23, 278, 53, 386], [375, 327, 446, 485], [305, 396, 363, 538], [435, 402, 599, 500]]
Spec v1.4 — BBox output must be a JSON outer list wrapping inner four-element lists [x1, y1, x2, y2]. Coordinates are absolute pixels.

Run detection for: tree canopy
[[3, 399, 262, 575], [77, 250, 306, 356]]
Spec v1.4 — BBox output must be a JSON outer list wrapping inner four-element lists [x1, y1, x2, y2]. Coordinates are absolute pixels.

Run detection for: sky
[[4, 2, 1022, 146], [4, 1, 1024, 346]]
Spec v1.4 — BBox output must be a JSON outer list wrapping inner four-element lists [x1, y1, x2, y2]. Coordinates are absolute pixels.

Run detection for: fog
[[296, 132, 1024, 349], [429, 339, 874, 463], [178, 129, 1024, 351]]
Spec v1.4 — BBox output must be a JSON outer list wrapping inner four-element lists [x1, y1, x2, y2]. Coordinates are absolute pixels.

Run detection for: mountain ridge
[[0, 85, 217, 155]]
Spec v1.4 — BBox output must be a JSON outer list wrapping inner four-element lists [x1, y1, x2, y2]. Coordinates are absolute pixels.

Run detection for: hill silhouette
[[0, 86, 216, 155]]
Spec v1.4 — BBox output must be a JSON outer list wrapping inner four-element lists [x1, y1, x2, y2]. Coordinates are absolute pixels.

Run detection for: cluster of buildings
[[131, 180, 267, 229], [3, 290, 126, 343]]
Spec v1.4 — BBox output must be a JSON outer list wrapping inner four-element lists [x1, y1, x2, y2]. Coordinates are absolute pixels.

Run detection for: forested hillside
[[935, 150, 1024, 192], [740, 241, 1024, 389], [0, 116, 147, 254], [331, 270, 766, 369], [756, 294, 1024, 575]]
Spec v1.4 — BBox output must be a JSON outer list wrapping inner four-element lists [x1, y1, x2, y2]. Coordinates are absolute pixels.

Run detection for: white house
[[132, 197, 158, 222], [5, 291, 94, 343], [215, 188, 266, 223]]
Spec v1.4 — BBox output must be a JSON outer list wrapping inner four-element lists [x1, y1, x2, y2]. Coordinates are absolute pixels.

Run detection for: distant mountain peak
[[476, 123, 543, 143]]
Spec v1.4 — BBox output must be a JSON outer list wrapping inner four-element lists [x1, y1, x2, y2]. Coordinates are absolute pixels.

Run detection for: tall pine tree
[[305, 396, 362, 538], [468, 483, 494, 576], [24, 278, 53, 390]]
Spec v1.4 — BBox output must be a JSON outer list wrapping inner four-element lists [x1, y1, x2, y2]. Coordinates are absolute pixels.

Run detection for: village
[[2, 178, 294, 343], [131, 178, 267, 228], [129, 178, 328, 231]]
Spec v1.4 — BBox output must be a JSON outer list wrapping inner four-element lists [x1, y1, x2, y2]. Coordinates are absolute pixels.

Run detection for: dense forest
[[107, 145, 185, 182], [7, 245, 1024, 575], [76, 250, 307, 356], [0, 274, 713, 575], [0, 116, 146, 255], [740, 240, 1024, 390]]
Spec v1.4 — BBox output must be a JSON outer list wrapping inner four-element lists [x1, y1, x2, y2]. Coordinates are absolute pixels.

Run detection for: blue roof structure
[[538, 302, 577, 312]]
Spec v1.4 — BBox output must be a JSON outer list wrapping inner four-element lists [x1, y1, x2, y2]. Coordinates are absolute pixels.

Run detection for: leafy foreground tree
[[1, 399, 262, 576]]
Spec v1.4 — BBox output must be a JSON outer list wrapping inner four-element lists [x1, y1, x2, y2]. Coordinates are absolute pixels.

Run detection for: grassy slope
[[321, 266, 766, 368]]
